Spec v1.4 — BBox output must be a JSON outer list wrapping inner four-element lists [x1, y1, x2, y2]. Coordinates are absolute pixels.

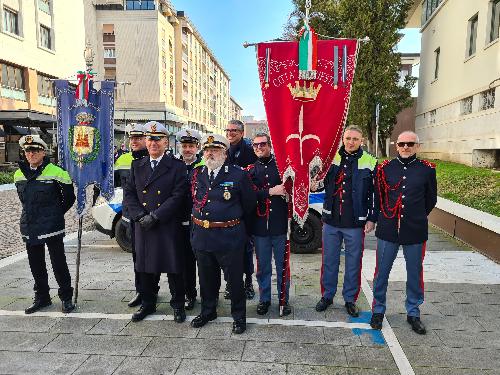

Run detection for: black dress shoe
[[407, 316, 426, 335], [315, 297, 333, 312], [224, 285, 231, 300], [131, 304, 156, 322], [173, 308, 186, 323], [127, 293, 142, 308], [244, 279, 255, 300], [185, 297, 196, 311], [256, 301, 271, 315], [25, 298, 52, 314], [62, 300, 75, 314], [281, 303, 292, 316], [232, 319, 246, 334], [191, 312, 217, 328], [370, 313, 384, 330], [345, 302, 360, 317]]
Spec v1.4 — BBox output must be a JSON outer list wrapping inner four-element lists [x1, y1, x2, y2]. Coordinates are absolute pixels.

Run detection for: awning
[[0, 110, 56, 128]]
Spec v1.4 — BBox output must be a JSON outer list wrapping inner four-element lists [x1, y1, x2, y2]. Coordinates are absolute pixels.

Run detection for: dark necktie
[[151, 159, 158, 170], [209, 170, 215, 184]]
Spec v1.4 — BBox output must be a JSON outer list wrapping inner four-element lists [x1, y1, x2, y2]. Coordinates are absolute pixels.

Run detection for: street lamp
[[83, 41, 94, 72]]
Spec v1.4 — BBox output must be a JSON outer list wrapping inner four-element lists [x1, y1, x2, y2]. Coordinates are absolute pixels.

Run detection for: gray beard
[[205, 158, 225, 171]]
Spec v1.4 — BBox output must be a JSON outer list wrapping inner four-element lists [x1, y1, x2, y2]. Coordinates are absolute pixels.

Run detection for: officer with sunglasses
[[370, 131, 437, 335]]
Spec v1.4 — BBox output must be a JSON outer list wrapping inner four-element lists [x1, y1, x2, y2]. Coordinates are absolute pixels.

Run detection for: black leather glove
[[138, 213, 158, 231]]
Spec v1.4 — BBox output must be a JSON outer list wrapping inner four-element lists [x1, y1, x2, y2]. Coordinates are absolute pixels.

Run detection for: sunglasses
[[225, 129, 241, 133], [252, 141, 269, 149], [397, 142, 416, 147]]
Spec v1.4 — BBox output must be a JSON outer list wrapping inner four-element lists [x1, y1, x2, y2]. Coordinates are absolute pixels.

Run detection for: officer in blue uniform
[[225, 119, 258, 299], [123, 121, 187, 323], [370, 131, 437, 335], [175, 128, 204, 310], [314, 126, 377, 317], [247, 133, 291, 316], [14, 135, 76, 314], [190, 134, 257, 334], [114, 123, 153, 308]]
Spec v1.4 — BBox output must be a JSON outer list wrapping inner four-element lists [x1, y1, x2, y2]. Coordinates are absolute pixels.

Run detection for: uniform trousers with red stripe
[[372, 239, 426, 317], [320, 224, 365, 303]]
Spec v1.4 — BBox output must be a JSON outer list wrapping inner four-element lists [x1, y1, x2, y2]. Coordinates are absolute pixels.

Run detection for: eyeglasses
[[252, 142, 269, 149], [225, 129, 241, 133], [344, 137, 361, 142], [397, 142, 416, 147]]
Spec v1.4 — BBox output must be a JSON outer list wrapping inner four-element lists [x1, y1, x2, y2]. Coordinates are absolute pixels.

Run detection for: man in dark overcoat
[[123, 121, 187, 323]]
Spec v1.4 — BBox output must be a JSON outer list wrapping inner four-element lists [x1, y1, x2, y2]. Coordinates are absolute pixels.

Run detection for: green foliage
[[286, 0, 417, 155], [0, 171, 14, 185]]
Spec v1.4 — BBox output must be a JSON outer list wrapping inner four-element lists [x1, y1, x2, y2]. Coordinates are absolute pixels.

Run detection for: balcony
[[38, 95, 56, 107], [1, 86, 26, 101]]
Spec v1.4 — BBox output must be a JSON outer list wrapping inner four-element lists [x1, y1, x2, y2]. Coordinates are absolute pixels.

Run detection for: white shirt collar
[[150, 154, 164, 164], [206, 165, 222, 179]]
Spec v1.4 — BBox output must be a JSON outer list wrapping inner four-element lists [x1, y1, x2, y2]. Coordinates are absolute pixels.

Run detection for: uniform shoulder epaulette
[[419, 159, 436, 169]]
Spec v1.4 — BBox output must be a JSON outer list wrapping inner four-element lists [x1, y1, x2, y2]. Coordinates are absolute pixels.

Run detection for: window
[[3, 7, 19, 35], [480, 89, 495, 110], [421, 0, 442, 24], [37, 74, 54, 97], [0, 63, 25, 90], [490, 0, 500, 42], [38, 0, 50, 14], [467, 14, 479, 57], [40, 25, 51, 49], [104, 68, 116, 81], [125, 1, 155, 10], [104, 48, 116, 58], [460, 96, 473, 115], [434, 47, 440, 80]]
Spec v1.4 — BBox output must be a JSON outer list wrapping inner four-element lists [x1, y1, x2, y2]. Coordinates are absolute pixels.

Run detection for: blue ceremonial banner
[[55, 79, 115, 215]]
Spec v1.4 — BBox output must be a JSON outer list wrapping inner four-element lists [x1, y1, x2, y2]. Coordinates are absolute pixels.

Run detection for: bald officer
[[14, 135, 76, 314], [123, 121, 187, 323], [190, 134, 256, 334]]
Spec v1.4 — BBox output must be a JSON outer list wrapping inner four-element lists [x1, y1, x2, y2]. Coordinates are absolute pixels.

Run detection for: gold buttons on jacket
[[143, 190, 147, 194], [157, 203, 160, 207], [143, 202, 147, 206], [157, 190, 161, 194]]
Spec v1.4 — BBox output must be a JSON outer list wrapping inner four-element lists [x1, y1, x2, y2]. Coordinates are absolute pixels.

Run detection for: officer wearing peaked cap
[[370, 131, 437, 335], [14, 135, 76, 314], [190, 133, 256, 334], [175, 128, 204, 311], [114, 123, 152, 309], [123, 120, 188, 323]]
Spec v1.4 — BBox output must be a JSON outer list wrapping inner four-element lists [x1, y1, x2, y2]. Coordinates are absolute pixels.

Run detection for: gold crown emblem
[[287, 81, 322, 102], [186, 130, 192, 137], [76, 112, 95, 125], [151, 124, 157, 133], [207, 136, 214, 144], [25, 135, 33, 144], [130, 123, 135, 129]]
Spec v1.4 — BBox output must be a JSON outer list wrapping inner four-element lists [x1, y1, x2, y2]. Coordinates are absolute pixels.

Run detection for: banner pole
[[73, 215, 83, 305]]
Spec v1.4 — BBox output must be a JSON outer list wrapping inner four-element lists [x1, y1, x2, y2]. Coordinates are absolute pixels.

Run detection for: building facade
[[406, 0, 500, 167], [230, 96, 243, 121], [84, 0, 236, 138], [0, 0, 86, 161]]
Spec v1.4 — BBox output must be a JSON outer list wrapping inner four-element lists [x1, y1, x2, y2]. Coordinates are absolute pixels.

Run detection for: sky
[[173, 1, 421, 120]]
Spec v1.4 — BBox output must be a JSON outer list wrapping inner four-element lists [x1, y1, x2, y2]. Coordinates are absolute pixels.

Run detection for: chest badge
[[223, 190, 231, 200]]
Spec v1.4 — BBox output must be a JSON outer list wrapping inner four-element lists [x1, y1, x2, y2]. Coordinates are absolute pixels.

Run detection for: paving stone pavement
[[0, 228, 499, 374]]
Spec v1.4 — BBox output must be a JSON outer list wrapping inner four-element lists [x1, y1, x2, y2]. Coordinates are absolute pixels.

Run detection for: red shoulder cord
[[191, 167, 209, 212], [376, 162, 403, 226], [332, 169, 345, 215]]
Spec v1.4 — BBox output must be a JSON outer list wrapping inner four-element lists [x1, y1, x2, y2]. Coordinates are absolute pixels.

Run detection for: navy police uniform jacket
[[374, 155, 437, 245], [322, 147, 377, 228], [190, 162, 257, 252], [228, 138, 257, 168], [247, 156, 288, 236], [123, 154, 187, 273]]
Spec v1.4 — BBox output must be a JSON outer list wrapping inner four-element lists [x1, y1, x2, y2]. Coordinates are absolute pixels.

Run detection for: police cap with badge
[[144, 121, 169, 140], [19, 135, 48, 151], [176, 128, 201, 144], [200, 134, 229, 150], [126, 123, 147, 138]]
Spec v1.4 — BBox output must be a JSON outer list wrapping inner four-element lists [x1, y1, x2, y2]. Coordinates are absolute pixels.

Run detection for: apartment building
[[406, 0, 500, 167], [230, 96, 243, 121], [0, 0, 86, 161], [84, 0, 235, 137]]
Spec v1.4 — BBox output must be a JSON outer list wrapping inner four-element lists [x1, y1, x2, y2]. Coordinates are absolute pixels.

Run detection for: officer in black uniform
[[14, 135, 76, 314], [246, 133, 291, 316], [370, 131, 437, 335], [225, 119, 258, 300], [175, 128, 204, 310], [123, 121, 187, 323], [190, 134, 257, 334], [114, 123, 153, 308]]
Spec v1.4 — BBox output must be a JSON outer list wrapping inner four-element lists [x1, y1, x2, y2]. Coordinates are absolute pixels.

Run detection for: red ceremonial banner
[[257, 39, 359, 224]]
